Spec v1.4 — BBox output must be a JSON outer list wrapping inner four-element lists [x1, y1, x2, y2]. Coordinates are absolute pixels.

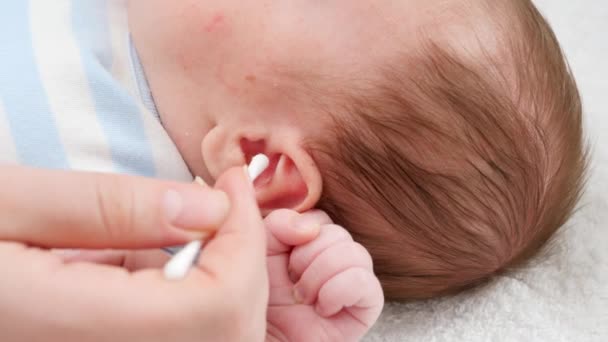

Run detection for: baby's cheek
[[213, 59, 295, 111], [175, 8, 300, 110], [203, 13, 226, 33], [175, 8, 235, 73], [177, 11, 261, 92]]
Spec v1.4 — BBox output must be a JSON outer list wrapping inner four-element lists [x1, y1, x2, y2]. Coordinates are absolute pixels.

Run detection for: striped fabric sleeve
[[0, 0, 192, 182]]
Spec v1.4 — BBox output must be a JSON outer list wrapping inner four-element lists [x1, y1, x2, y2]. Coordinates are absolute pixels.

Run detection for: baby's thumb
[[264, 209, 327, 255]]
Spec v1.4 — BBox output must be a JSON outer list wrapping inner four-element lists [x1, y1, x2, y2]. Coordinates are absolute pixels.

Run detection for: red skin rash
[[203, 12, 235, 89], [204, 14, 225, 33], [200, 13, 265, 99]]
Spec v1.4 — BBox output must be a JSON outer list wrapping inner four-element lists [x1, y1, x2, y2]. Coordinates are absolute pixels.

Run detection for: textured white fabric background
[[365, 1, 608, 341]]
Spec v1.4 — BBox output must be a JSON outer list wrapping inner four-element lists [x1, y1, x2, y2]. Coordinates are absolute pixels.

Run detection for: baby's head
[[129, 0, 586, 300]]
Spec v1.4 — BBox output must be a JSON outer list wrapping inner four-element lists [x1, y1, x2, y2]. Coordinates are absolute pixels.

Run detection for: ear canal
[[240, 137, 267, 164], [237, 135, 322, 213], [256, 154, 311, 213]]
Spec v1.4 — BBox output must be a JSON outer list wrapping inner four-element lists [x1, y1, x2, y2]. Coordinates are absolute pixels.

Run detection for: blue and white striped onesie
[[0, 0, 192, 182]]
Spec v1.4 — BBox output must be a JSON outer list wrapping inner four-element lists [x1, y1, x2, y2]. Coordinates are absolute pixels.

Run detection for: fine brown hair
[[311, 1, 587, 301]]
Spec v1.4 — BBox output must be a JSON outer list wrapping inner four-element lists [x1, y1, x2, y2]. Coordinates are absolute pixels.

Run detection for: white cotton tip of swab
[[163, 154, 270, 280], [248, 154, 270, 181], [163, 240, 203, 280]]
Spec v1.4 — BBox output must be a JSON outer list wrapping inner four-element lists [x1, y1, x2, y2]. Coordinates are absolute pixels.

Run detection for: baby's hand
[[264, 209, 384, 342]]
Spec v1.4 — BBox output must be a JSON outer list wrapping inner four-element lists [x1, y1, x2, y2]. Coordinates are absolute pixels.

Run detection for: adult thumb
[[195, 166, 267, 282], [0, 166, 230, 249]]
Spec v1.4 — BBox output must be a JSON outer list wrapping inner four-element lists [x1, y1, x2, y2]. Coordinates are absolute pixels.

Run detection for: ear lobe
[[256, 152, 322, 215]]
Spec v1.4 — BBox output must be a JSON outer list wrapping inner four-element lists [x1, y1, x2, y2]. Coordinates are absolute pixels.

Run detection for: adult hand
[[264, 209, 385, 342], [0, 165, 268, 342]]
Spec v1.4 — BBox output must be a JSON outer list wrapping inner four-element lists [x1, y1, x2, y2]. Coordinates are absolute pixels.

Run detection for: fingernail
[[163, 188, 230, 232], [293, 215, 322, 232], [293, 286, 304, 304], [194, 176, 207, 187], [288, 268, 299, 283]]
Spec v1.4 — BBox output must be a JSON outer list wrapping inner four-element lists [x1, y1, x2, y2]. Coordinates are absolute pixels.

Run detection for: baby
[[0, 0, 585, 307], [129, 0, 586, 301]]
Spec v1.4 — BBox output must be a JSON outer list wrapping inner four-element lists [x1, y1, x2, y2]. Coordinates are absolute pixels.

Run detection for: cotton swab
[[162, 240, 203, 280], [161, 176, 212, 256], [163, 154, 270, 280], [248, 154, 271, 181]]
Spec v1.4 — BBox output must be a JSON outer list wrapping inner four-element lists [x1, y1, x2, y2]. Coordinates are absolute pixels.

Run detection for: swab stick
[[163, 154, 270, 280]]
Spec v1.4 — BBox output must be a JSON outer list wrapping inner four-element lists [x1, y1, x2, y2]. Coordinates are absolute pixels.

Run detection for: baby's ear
[[200, 125, 322, 214], [232, 132, 322, 214], [254, 150, 322, 215]]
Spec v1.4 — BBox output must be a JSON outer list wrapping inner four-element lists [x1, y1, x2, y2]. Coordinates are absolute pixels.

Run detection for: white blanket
[[365, 1, 608, 341]]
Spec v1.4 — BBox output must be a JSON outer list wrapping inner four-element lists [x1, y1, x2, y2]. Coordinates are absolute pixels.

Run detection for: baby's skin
[[127, 1, 387, 339], [264, 209, 384, 341]]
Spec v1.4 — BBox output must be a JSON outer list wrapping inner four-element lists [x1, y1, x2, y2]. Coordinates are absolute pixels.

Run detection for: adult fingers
[[0, 165, 230, 249], [0, 165, 266, 342], [196, 167, 267, 285], [53, 249, 127, 266], [188, 166, 269, 342], [56, 250, 170, 272]]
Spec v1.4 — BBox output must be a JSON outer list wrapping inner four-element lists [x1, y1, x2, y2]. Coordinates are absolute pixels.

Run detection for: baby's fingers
[[293, 241, 372, 305], [316, 267, 384, 319], [315, 268, 384, 342], [289, 224, 353, 282], [265, 209, 327, 256]]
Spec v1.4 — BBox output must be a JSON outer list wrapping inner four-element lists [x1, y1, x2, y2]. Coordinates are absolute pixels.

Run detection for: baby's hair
[[310, 0, 587, 300]]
